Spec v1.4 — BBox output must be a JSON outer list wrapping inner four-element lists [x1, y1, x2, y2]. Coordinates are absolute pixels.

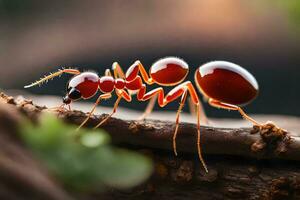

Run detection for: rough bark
[[0, 92, 300, 200]]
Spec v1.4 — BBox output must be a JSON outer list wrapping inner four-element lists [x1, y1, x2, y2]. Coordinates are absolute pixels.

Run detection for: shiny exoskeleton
[[25, 57, 263, 173]]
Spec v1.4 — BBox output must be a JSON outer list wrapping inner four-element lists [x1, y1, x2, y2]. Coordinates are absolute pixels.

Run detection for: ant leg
[[112, 62, 137, 97], [138, 85, 186, 156], [195, 102, 208, 172], [208, 99, 286, 137], [48, 104, 67, 112], [188, 98, 209, 125], [138, 95, 157, 120], [173, 90, 188, 156], [113, 60, 151, 83], [77, 93, 112, 130], [137, 81, 208, 172], [165, 82, 208, 172], [93, 96, 122, 129], [105, 69, 112, 76], [137, 82, 208, 167], [208, 99, 261, 126], [188, 97, 196, 116], [112, 62, 125, 78], [125, 61, 154, 84], [94, 90, 132, 129]]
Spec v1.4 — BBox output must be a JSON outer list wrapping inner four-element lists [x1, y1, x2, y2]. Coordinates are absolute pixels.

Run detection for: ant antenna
[[24, 68, 80, 88]]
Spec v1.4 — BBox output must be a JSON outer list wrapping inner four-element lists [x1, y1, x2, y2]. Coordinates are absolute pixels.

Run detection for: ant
[[25, 57, 282, 173]]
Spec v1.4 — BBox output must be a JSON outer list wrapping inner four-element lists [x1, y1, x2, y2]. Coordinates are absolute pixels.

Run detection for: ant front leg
[[105, 69, 112, 76], [77, 93, 112, 130], [48, 102, 71, 112], [112, 62, 126, 78], [93, 89, 132, 129], [208, 99, 261, 126]]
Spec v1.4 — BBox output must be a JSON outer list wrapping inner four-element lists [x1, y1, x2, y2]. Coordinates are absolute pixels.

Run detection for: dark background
[[0, 0, 299, 118]]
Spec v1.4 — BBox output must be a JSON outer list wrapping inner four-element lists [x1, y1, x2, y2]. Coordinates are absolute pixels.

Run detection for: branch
[[1, 92, 300, 200], [2, 93, 297, 162]]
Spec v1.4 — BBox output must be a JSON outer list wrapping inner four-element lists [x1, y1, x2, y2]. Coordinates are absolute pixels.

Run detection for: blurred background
[[0, 0, 299, 118]]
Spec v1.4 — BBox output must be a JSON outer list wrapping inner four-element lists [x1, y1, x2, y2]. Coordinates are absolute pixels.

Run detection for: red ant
[[25, 57, 279, 172]]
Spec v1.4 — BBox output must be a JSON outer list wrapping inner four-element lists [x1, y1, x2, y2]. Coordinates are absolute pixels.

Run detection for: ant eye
[[68, 88, 82, 100]]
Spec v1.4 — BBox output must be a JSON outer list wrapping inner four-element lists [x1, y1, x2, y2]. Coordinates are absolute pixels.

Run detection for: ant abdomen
[[150, 57, 189, 86], [195, 61, 259, 106]]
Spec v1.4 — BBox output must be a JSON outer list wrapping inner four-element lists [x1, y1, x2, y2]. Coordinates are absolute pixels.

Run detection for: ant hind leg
[[208, 98, 261, 126], [208, 98, 286, 136]]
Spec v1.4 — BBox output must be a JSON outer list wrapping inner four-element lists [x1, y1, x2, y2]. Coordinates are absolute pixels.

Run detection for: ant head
[[63, 72, 100, 104], [63, 87, 82, 104]]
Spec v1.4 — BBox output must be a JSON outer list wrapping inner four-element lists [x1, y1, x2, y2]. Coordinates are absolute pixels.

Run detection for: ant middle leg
[[138, 85, 187, 156], [137, 81, 208, 172], [168, 82, 208, 172]]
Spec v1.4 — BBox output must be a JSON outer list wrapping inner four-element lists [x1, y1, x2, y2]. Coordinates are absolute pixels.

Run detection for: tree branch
[[3, 93, 297, 162], [0, 92, 300, 200]]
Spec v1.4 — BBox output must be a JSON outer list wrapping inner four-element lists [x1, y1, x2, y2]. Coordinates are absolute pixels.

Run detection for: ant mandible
[[25, 57, 273, 173]]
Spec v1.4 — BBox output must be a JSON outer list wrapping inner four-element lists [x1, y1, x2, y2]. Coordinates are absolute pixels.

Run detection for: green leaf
[[21, 114, 153, 190], [80, 131, 110, 148]]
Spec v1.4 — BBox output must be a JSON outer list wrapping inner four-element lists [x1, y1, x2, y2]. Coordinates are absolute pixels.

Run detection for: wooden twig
[[0, 92, 300, 200], [3, 93, 297, 162]]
